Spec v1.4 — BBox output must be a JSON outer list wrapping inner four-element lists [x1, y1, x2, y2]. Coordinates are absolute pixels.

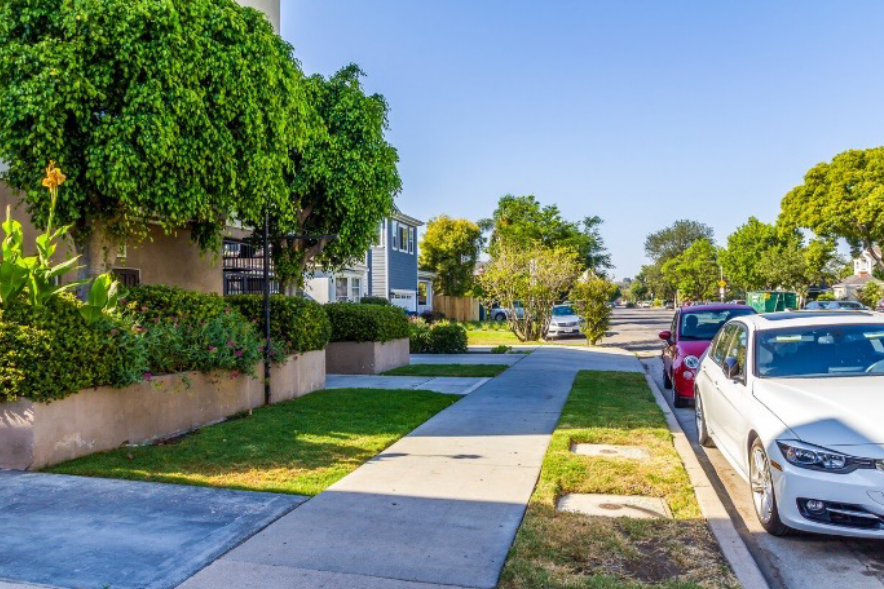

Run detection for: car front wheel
[[749, 437, 791, 536], [695, 390, 714, 448]]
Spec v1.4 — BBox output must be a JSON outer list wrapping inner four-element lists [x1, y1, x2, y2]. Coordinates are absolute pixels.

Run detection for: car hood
[[676, 340, 711, 358], [754, 377, 884, 449], [551, 315, 581, 323]]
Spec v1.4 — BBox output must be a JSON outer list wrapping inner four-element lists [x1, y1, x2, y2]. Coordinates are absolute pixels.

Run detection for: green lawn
[[47, 388, 458, 496], [498, 371, 737, 589], [383, 364, 508, 378], [467, 329, 588, 346]]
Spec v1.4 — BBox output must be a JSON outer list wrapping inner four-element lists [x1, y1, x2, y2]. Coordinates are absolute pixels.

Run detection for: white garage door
[[390, 290, 416, 313]]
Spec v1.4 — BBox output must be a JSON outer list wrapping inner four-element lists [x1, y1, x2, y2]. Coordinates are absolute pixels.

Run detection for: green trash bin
[[747, 291, 798, 313]]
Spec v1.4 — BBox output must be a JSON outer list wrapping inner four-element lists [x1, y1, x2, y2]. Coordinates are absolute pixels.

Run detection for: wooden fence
[[433, 295, 481, 322]]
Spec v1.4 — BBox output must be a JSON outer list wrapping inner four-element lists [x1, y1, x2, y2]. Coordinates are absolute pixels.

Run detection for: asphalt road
[[615, 307, 884, 589]]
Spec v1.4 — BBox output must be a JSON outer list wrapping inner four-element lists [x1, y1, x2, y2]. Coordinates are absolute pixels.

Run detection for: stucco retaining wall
[[0, 350, 324, 470], [325, 338, 410, 374]]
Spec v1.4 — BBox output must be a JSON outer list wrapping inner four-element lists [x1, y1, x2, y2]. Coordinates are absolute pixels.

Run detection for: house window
[[376, 221, 385, 247], [407, 227, 414, 254], [398, 224, 408, 253], [351, 278, 361, 301], [391, 221, 399, 250], [113, 268, 140, 288], [418, 282, 428, 305], [335, 277, 349, 302]]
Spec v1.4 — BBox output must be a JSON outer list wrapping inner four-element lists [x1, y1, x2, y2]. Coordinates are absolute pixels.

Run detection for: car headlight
[[683, 355, 700, 369], [776, 440, 876, 474]]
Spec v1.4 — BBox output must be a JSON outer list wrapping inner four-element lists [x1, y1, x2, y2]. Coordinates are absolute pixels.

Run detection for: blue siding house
[[367, 207, 424, 312]]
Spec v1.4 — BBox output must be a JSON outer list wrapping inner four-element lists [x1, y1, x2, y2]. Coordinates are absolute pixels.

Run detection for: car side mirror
[[724, 356, 741, 380], [658, 330, 672, 342]]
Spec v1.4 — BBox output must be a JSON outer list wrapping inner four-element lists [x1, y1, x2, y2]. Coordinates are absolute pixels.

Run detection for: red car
[[659, 304, 756, 407]]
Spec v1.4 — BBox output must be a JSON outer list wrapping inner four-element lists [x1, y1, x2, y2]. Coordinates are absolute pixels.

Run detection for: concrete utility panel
[[571, 443, 651, 460], [0, 471, 304, 589], [557, 494, 672, 519]]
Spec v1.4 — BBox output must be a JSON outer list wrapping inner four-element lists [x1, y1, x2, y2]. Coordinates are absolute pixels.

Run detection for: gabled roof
[[390, 204, 424, 227], [834, 273, 882, 287]]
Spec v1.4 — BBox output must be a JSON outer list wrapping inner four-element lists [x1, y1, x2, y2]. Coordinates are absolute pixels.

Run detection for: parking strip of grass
[[383, 364, 508, 378], [466, 322, 589, 347], [47, 388, 458, 496], [498, 371, 738, 589]]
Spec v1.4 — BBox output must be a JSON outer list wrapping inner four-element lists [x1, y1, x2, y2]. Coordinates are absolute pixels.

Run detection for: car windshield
[[756, 324, 884, 377], [552, 305, 575, 316], [837, 302, 864, 310], [679, 309, 754, 341]]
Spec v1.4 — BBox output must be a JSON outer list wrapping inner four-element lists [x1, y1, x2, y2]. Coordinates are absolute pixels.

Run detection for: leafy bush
[[816, 292, 836, 301], [360, 296, 391, 306], [490, 345, 512, 354], [419, 309, 446, 323], [410, 320, 468, 354], [0, 295, 148, 403], [123, 285, 230, 326], [227, 295, 331, 354], [326, 302, 409, 342]]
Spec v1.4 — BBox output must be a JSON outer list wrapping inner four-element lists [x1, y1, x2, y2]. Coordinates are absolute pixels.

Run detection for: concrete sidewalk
[[180, 347, 642, 589], [326, 374, 490, 395]]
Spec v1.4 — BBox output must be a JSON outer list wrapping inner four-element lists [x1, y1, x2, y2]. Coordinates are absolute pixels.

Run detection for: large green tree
[[755, 238, 842, 301], [273, 65, 401, 287], [719, 217, 780, 293], [780, 147, 884, 272], [644, 220, 714, 264], [661, 238, 719, 301], [418, 215, 484, 296], [0, 0, 304, 283], [483, 195, 611, 276]]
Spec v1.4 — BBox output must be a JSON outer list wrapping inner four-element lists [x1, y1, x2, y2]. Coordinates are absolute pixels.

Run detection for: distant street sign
[[718, 279, 727, 288]]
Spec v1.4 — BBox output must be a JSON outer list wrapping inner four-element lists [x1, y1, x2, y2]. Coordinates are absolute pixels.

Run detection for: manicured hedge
[[325, 302, 409, 343], [0, 295, 148, 403], [410, 320, 468, 354], [360, 296, 391, 306], [227, 295, 331, 354], [123, 285, 230, 325]]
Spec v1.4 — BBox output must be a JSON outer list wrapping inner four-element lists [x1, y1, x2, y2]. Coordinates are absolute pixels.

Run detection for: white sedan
[[694, 311, 884, 537], [547, 304, 583, 339]]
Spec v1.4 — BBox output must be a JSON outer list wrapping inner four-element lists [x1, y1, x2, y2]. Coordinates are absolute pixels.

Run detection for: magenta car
[[659, 304, 756, 407]]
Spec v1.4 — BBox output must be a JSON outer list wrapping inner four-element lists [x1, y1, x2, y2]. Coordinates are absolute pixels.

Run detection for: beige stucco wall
[[325, 338, 410, 374], [0, 350, 325, 470], [236, 0, 280, 32]]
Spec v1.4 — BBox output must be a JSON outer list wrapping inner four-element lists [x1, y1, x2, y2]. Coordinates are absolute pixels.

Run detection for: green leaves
[[419, 216, 484, 296], [79, 272, 121, 325]]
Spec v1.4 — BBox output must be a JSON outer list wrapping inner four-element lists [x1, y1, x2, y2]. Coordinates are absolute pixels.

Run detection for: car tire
[[494, 312, 506, 322], [749, 437, 792, 536], [663, 368, 672, 389], [695, 390, 715, 448]]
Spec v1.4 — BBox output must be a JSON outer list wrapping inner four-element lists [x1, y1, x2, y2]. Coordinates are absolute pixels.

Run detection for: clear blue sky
[[282, 1, 884, 278]]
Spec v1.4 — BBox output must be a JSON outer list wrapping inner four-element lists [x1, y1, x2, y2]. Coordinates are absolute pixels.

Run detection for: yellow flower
[[42, 160, 66, 190]]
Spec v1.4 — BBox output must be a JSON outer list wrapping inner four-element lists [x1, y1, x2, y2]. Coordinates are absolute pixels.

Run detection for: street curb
[[642, 369, 771, 589]]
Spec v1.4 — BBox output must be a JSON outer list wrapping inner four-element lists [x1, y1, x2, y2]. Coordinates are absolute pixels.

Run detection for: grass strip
[[499, 371, 737, 589], [47, 388, 458, 496], [383, 364, 508, 377]]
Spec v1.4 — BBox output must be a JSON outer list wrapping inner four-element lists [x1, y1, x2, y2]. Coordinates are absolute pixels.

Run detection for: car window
[[711, 324, 736, 366], [805, 301, 820, 310], [679, 309, 755, 341], [724, 325, 748, 378], [756, 324, 884, 377], [552, 306, 575, 316]]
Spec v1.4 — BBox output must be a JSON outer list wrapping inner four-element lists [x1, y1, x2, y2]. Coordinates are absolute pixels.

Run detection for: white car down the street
[[547, 303, 583, 339], [694, 310, 884, 538]]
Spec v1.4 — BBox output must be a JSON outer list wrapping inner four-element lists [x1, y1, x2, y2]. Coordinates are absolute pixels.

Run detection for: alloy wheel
[[750, 445, 774, 524]]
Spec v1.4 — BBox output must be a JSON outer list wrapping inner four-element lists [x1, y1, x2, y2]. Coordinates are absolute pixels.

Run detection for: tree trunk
[[73, 228, 116, 301]]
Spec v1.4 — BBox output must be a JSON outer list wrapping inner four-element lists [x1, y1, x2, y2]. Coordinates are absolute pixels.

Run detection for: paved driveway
[[0, 472, 303, 589]]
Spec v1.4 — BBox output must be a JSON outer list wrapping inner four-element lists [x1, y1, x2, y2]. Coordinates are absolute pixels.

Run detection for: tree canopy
[[483, 195, 611, 276], [0, 0, 306, 280], [418, 215, 484, 296], [718, 217, 780, 293], [644, 220, 714, 263], [660, 238, 719, 302], [274, 65, 401, 287], [780, 147, 884, 271]]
